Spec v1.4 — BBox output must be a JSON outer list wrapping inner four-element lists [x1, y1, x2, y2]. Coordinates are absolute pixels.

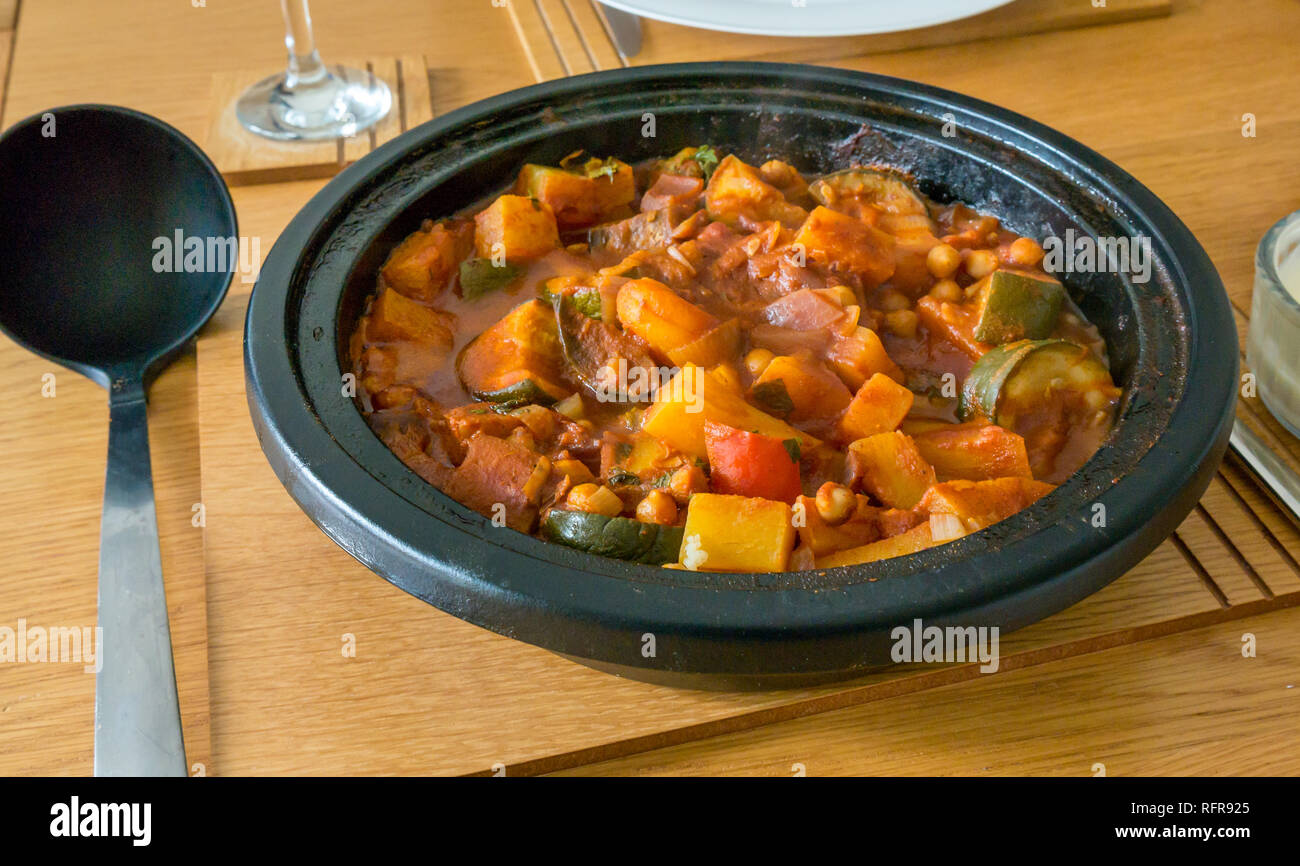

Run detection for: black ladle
[[0, 106, 236, 776]]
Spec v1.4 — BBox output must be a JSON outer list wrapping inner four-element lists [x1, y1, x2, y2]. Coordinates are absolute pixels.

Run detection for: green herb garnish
[[607, 469, 640, 487], [782, 438, 801, 464], [649, 470, 675, 488], [459, 257, 523, 300], [693, 145, 720, 179]]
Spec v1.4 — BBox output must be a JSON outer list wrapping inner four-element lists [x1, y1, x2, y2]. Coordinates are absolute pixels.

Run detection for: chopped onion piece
[[929, 512, 968, 543], [666, 244, 697, 275]]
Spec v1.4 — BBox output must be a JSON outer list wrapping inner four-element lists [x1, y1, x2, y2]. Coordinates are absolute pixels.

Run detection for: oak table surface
[[0, 0, 1297, 775]]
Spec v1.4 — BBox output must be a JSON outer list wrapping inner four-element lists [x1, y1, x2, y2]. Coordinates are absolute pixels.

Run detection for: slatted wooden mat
[[510, 0, 1173, 79], [204, 55, 433, 185], [193, 281, 1300, 775]]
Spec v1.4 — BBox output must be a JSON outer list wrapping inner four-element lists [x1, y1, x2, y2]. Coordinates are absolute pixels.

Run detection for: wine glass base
[[236, 66, 392, 142]]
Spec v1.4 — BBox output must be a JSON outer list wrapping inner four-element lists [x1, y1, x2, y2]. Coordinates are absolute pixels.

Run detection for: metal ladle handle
[[93, 382, 187, 776]]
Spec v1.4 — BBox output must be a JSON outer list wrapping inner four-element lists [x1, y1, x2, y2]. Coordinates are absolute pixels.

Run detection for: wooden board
[[0, 0, 16, 31], [511, 0, 1172, 79], [205, 55, 433, 185], [195, 278, 1300, 774], [0, 341, 211, 776], [552, 604, 1300, 776], [4, 0, 1300, 778]]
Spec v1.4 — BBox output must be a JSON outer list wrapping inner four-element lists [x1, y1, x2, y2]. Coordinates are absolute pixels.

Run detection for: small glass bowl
[[1248, 209, 1300, 438]]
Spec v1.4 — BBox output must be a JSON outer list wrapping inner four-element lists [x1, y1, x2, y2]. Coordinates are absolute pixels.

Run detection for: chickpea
[[745, 348, 775, 377], [567, 483, 623, 517], [824, 285, 858, 308], [815, 482, 855, 526], [964, 248, 999, 280], [1006, 236, 1044, 267], [926, 243, 961, 279], [879, 288, 910, 312], [928, 278, 964, 303], [636, 490, 679, 525], [884, 309, 919, 339]]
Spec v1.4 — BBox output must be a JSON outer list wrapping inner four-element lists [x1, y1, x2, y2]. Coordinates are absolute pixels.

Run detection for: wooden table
[[1, 0, 1298, 776]]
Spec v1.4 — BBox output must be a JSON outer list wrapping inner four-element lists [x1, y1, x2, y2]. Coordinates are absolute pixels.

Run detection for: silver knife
[[599, 3, 643, 59], [1229, 419, 1300, 526]]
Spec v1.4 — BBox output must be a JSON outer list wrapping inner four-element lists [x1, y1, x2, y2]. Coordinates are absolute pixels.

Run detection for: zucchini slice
[[553, 294, 657, 400], [459, 257, 523, 300], [970, 269, 1065, 344], [543, 509, 685, 565], [587, 209, 674, 255], [960, 340, 1110, 421], [455, 300, 570, 405], [808, 166, 928, 216], [540, 277, 603, 320]]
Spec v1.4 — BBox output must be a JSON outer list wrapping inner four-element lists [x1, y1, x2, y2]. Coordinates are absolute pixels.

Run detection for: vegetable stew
[[347, 147, 1121, 572]]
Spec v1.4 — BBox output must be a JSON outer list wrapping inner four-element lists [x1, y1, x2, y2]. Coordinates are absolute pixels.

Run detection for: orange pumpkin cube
[[795, 206, 896, 287], [912, 423, 1033, 481], [838, 373, 914, 441], [918, 477, 1056, 530], [847, 431, 936, 509], [473, 194, 560, 261]]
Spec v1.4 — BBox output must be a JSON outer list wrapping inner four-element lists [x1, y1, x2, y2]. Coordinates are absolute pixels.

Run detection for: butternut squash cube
[[616, 277, 718, 363], [912, 423, 1032, 481], [847, 431, 936, 509], [751, 350, 852, 423], [366, 288, 454, 350], [666, 318, 742, 369], [815, 522, 935, 569], [914, 296, 990, 362], [918, 477, 1056, 530], [705, 154, 808, 228], [838, 373, 914, 441], [642, 365, 821, 460], [794, 206, 896, 287], [473, 194, 560, 261], [826, 326, 905, 389], [680, 493, 795, 572], [380, 221, 468, 302]]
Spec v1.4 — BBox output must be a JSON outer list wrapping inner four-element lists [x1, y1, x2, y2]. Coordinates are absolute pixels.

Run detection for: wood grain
[[520, 0, 1170, 73], [205, 55, 434, 185], [553, 604, 1300, 776], [3, 0, 1300, 777], [0, 0, 15, 32], [195, 280, 1279, 775], [0, 31, 10, 119], [0, 0, 534, 140], [0, 343, 211, 775]]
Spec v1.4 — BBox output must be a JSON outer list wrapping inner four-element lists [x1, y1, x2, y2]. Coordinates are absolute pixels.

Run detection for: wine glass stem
[[281, 0, 327, 89]]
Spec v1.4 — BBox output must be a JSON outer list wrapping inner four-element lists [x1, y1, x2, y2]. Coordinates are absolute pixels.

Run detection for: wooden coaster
[[204, 55, 433, 186]]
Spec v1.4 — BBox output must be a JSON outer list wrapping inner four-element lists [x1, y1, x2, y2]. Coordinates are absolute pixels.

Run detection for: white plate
[[599, 0, 1015, 38]]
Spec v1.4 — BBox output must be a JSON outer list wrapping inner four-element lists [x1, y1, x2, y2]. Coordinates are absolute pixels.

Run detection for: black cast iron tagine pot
[[245, 62, 1237, 689]]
